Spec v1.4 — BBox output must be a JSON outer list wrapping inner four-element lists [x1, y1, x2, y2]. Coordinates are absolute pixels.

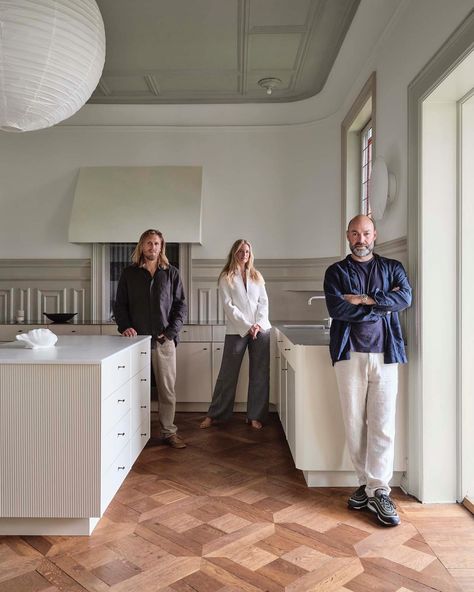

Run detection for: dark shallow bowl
[[43, 312, 77, 324]]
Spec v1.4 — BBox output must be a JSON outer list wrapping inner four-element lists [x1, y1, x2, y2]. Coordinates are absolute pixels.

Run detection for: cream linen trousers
[[334, 352, 398, 497], [151, 338, 178, 437]]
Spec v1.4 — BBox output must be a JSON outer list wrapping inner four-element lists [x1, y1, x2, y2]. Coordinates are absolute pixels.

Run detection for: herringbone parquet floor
[[1, 412, 473, 592]]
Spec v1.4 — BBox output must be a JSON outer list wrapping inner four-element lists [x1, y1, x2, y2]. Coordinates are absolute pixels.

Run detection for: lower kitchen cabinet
[[175, 341, 212, 402], [274, 327, 407, 488]]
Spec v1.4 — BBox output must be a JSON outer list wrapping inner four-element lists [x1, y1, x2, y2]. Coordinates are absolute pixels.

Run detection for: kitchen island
[[274, 323, 407, 488], [0, 335, 151, 535]]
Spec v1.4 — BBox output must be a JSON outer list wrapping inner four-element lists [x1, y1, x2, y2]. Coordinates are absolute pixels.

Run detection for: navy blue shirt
[[349, 258, 385, 353], [323, 254, 412, 365]]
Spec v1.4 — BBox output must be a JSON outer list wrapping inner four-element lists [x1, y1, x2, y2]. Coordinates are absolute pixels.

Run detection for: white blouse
[[219, 271, 271, 337]]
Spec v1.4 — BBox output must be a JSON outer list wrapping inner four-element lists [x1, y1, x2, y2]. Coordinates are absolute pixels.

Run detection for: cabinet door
[[286, 361, 296, 458], [175, 342, 212, 402], [280, 355, 288, 435]]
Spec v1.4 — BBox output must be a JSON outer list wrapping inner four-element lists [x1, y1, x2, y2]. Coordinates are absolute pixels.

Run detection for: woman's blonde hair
[[131, 229, 170, 268], [219, 239, 263, 284]]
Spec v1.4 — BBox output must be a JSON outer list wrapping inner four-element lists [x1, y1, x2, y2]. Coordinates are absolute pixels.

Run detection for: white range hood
[[69, 166, 203, 243]]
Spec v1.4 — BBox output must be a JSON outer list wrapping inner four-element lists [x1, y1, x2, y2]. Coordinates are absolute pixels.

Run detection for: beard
[[144, 252, 158, 261], [350, 242, 374, 257]]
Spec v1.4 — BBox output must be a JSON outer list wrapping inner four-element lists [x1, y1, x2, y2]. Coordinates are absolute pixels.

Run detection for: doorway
[[407, 13, 474, 504]]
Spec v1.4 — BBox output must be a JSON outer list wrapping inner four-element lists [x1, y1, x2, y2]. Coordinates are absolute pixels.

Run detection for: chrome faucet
[[307, 295, 325, 305], [307, 295, 331, 329]]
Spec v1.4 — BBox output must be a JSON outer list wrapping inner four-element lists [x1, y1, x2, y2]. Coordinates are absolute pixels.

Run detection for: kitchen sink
[[282, 324, 326, 329]]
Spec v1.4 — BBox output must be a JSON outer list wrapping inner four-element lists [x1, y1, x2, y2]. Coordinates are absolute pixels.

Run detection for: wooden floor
[[1, 412, 474, 592]]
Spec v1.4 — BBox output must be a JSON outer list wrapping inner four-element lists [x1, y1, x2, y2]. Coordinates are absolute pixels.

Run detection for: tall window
[[360, 120, 373, 215], [341, 72, 375, 256]]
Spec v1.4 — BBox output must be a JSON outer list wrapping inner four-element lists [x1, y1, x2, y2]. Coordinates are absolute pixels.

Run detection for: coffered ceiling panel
[[249, 0, 313, 27], [90, 0, 361, 104]]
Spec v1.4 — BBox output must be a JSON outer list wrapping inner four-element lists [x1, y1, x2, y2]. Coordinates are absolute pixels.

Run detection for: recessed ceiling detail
[[90, 0, 361, 105]]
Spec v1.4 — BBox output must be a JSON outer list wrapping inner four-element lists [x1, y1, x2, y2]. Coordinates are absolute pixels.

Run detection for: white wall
[[0, 0, 472, 260], [0, 119, 338, 259]]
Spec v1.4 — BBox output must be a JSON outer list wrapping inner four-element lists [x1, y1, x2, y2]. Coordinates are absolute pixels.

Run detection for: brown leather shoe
[[165, 434, 186, 449]]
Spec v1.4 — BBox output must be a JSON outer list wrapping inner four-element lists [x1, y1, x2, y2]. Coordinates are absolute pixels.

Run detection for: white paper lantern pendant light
[[0, 0, 105, 132]]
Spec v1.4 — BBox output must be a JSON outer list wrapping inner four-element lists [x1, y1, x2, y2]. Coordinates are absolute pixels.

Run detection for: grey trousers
[[151, 338, 178, 437], [207, 331, 270, 422]]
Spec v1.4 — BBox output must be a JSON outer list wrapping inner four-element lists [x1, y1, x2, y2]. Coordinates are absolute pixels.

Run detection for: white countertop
[[0, 335, 150, 364]]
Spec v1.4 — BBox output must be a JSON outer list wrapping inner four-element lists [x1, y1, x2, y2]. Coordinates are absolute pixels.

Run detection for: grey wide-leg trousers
[[207, 330, 270, 422]]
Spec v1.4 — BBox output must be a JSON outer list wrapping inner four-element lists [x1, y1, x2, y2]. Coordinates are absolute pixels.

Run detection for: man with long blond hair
[[114, 229, 187, 448]]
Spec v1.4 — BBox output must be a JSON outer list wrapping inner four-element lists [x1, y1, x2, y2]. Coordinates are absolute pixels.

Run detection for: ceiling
[[90, 0, 361, 105]]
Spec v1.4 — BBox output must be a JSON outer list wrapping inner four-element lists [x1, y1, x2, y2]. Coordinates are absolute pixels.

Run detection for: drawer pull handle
[[277, 340, 283, 343], [117, 399, 125, 403], [140, 351, 147, 354], [140, 405, 147, 409], [284, 348, 291, 351], [71, 330, 76, 333], [203, 347, 208, 350], [141, 433, 147, 437], [117, 432, 126, 436], [183, 330, 187, 332], [140, 378, 147, 382], [282, 368, 288, 372], [118, 365, 126, 369], [118, 466, 125, 470], [216, 347, 221, 351]]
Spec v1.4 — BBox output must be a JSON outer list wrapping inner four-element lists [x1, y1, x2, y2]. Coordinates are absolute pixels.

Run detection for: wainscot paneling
[[191, 238, 407, 324], [0, 260, 91, 323], [191, 256, 338, 324], [0, 240, 406, 325]]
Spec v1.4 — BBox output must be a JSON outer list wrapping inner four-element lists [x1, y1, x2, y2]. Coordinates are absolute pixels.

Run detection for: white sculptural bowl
[[16, 328, 58, 349]]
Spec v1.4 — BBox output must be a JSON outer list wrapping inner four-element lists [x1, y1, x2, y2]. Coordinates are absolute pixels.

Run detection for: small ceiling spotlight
[[257, 77, 282, 96]]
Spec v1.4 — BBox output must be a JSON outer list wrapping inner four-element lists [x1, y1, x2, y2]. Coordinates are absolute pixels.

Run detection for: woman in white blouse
[[200, 239, 271, 429]]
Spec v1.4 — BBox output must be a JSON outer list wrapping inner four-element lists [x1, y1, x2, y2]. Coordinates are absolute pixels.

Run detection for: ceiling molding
[[90, 0, 360, 105]]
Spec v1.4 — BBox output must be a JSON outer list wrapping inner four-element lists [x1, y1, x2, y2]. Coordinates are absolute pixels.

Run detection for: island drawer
[[131, 341, 150, 376], [102, 350, 131, 394], [131, 422, 149, 464], [101, 411, 131, 472], [131, 367, 150, 433], [101, 441, 131, 513], [102, 381, 131, 435]]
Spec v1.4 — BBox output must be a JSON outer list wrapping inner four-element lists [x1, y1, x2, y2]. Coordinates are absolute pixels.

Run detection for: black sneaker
[[367, 489, 400, 526], [348, 485, 368, 510]]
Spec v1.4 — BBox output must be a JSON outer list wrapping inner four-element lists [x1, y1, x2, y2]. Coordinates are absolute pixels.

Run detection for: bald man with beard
[[324, 215, 412, 526]]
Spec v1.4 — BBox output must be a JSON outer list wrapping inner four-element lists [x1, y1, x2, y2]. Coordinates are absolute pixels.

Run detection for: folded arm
[[324, 266, 382, 322], [371, 264, 412, 312]]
